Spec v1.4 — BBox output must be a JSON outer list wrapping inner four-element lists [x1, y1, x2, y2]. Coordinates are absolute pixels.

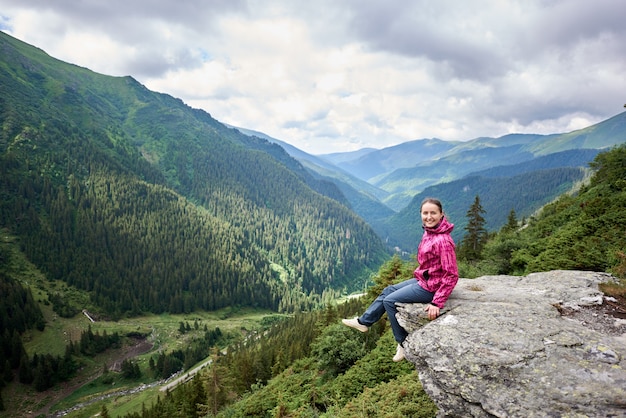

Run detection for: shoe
[[393, 344, 405, 362], [342, 317, 368, 332]]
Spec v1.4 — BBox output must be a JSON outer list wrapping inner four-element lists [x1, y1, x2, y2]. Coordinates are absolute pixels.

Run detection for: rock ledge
[[397, 270, 626, 418]]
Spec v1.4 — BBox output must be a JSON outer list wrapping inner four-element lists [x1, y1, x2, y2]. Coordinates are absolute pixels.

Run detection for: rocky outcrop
[[397, 270, 626, 418]]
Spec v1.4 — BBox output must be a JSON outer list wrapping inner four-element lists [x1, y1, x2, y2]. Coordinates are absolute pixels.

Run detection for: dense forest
[[116, 256, 433, 418], [488, 143, 626, 276], [0, 31, 388, 321]]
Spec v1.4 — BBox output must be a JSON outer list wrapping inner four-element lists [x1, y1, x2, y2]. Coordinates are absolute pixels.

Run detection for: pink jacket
[[413, 217, 458, 308]]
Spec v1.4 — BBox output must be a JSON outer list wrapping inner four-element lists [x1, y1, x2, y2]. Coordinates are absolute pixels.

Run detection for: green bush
[[336, 372, 437, 418], [311, 324, 370, 378]]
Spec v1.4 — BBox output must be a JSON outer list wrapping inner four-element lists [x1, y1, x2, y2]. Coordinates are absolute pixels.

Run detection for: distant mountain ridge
[[322, 138, 461, 181], [319, 117, 626, 211]]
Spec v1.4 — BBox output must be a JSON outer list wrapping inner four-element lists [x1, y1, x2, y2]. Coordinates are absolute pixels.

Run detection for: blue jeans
[[359, 278, 434, 344]]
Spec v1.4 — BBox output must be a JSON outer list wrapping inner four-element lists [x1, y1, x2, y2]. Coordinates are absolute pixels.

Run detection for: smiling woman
[[343, 197, 459, 362], [421, 198, 445, 229]]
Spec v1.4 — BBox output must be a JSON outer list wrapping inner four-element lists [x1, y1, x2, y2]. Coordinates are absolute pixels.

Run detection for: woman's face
[[421, 202, 444, 228]]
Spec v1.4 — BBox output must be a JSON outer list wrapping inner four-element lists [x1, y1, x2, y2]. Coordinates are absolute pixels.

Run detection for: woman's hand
[[425, 304, 440, 320]]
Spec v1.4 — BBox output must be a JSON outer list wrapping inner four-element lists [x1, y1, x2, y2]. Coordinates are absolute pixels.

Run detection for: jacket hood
[[424, 216, 454, 235]]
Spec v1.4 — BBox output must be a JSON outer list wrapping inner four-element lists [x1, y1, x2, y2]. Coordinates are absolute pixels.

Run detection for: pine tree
[[459, 195, 488, 262], [205, 348, 234, 416], [188, 374, 207, 417], [2, 360, 12, 384], [18, 353, 33, 384], [501, 208, 519, 233]]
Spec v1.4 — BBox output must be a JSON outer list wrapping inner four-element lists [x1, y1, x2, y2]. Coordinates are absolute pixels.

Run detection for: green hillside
[[231, 125, 395, 231], [504, 144, 626, 276], [0, 30, 388, 319], [522, 112, 626, 155]]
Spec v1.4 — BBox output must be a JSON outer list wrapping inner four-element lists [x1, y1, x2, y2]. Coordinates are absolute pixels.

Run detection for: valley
[[7, 307, 280, 418], [2, 265, 284, 418]]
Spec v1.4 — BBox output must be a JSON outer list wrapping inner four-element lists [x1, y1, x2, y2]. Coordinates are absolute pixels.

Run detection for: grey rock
[[396, 270, 626, 418]]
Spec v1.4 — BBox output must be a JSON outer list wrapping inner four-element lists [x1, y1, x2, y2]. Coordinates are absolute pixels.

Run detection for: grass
[[601, 250, 626, 309], [102, 385, 162, 418], [3, 230, 91, 357], [599, 278, 626, 313], [51, 372, 163, 418], [600, 280, 626, 299]]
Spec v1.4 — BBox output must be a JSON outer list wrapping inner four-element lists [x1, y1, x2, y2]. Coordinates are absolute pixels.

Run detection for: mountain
[[374, 143, 536, 209], [71, 144, 626, 417], [469, 148, 602, 178], [321, 138, 460, 182], [0, 31, 388, 317], [229, 125, 395, 228], [371, 149, 600, 249], [235, 118, 624, 251], [3, 28, 620, 305], [322, 118, 626, 210]]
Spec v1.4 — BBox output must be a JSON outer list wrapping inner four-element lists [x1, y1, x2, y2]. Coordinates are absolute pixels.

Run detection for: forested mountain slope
[[384, 166, 588, 249], [380, 148, 614, 250], [469, 148, 601, 178], [0, 31, 388, 317], [506, 143, 626, 275], [230, 125, 395, 230]]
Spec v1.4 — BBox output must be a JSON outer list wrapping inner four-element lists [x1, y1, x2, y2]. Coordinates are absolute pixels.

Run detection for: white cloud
[[1, 0, 625, 154]]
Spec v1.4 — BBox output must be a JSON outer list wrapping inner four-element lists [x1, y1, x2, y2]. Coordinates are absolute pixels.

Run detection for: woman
[[342, 198, 459, 362]]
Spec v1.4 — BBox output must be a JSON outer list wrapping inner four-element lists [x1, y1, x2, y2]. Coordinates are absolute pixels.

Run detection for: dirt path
[[159, 357, 212, 392]]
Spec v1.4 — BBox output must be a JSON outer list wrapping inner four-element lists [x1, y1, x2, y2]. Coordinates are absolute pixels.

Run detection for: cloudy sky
[[1, 0, 624, 154]]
